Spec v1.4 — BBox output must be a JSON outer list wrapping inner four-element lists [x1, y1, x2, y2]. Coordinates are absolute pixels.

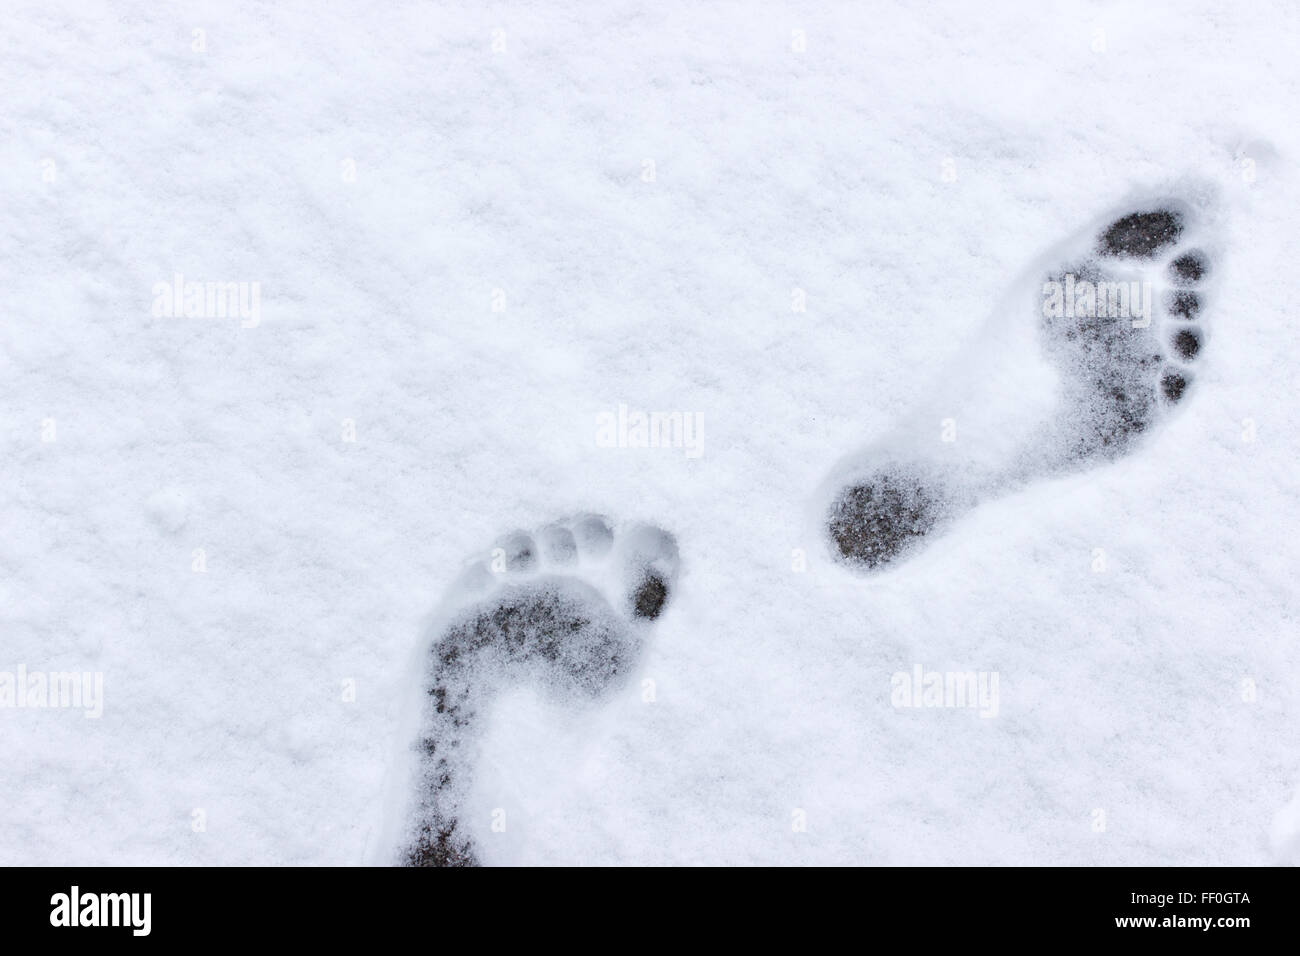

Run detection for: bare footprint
[[390, 514, 679, 866], [822, 184, 1220, 570]]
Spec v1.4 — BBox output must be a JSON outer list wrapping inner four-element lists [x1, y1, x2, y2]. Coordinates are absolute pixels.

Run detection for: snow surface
[[2, 0, 1298, 865]]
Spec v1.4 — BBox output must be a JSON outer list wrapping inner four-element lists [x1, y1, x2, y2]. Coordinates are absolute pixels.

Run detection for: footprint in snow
[[821, 184, 1220, 571], [387, 514, 679, 866]]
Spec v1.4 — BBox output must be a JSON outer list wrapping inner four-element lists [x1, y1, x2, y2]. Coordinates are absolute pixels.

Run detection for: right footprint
[[388, 514, 680, 866], [824, 187, 1219, 571]]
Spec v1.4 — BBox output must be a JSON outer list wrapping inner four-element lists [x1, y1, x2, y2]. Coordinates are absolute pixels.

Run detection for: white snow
[[2, 0, 1298, 865]]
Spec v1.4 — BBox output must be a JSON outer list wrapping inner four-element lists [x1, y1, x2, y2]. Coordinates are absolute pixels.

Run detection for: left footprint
[[395, 514, 679, 866]]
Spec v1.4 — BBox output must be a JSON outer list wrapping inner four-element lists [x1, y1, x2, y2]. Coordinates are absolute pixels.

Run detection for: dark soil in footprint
[[1165, 290, 1201, 319], [1169, 251, 1207, 283], [828, 475, 941, 569], [632, 573, 670, 620], [1172, 328, 1201, 360], [1098, 210, 1183, 259]]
